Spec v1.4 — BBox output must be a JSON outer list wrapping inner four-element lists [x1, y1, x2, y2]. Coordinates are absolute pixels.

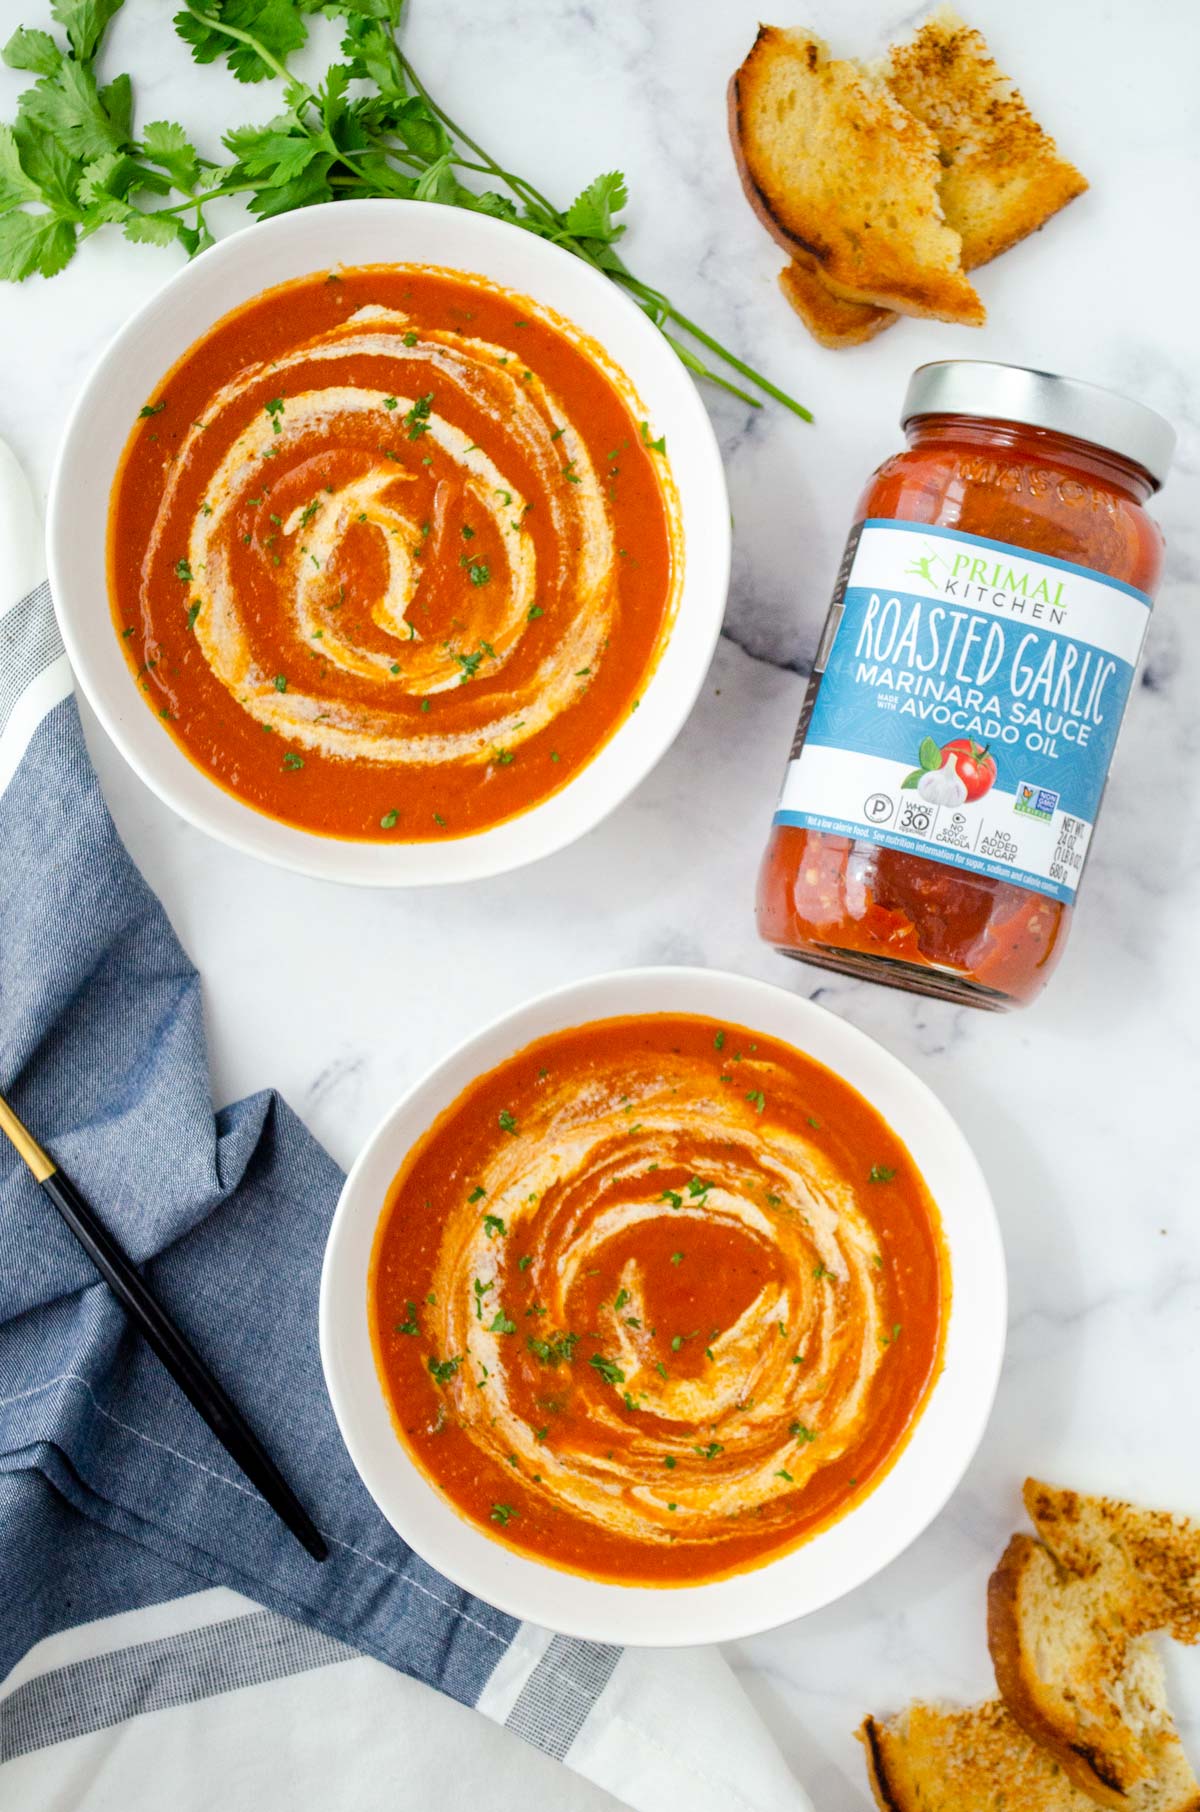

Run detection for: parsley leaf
[[589, 1352, 625, 1387], [563, 169, 627, 243]]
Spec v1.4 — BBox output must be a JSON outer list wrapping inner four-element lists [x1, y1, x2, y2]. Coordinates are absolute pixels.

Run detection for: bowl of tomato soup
[[48, 201, 728, 883], [320, 968, 1005, 1644]]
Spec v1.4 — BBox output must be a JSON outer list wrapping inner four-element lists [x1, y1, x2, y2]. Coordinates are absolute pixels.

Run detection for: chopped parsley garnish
[[812, 1262, 833, 1282], [498, 1110, 518, 1134], [448, 640, 492, 683], [659, 1189, 683, 1209], [807, 1116, 821, 1129], [663, 1455, 676, 1470], [482, 1213, 507, 1239], [639, 420, 666, 454], [790, 1422, 817, 1443], [693, 1441, 723, 1460], [427, 1354, 462, 1385], [186, 602, 201, 629], [713, 1030, 725, 1050], [274, 674, 288, 693], [528, 604, 543, 620], [589, 1353, 625, 1386], [686, 1177, 711, 1199], [264, 395, 285, 432], [869, 1164, 897, 1183], [282, 752, 304, 770], [139, 401, 166, 419], [379, 808, 399, 829], [670, 1251, 684, 1266], [403, 331, 419, 347], [518, 1254, 533, 1272], [745, 1090, 766, 1114], [383, 395, 398, 410], [882, 1323, 903, 1345], [614, 1288, 630, 1311], [775, 1467, 795, 1484], [472, 1277, 493, 1319], [467, 1186, 486, 1205], [404, 392, 434, 438], [466, 561, 490, 587], [490, 1503, 516, 1526], [488, 1309, 516, 1335], [654, 1361, 668, 1380], [395, 1301, 420, 1335], [526, 1330, 579, 1367], [174, 559, 193, 582]]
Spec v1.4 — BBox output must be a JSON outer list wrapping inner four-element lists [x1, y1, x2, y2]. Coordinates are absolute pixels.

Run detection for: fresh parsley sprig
[[0, 0, 810, 420]]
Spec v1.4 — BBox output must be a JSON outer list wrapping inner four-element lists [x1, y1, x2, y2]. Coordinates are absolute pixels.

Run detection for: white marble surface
[[3, 1, 1199, 1805]]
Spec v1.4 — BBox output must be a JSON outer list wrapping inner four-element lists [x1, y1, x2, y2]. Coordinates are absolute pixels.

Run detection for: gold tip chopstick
[[0, 1090, 327, 1563]]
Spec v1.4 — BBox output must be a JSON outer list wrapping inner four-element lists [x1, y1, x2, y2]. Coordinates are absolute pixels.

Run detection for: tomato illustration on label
[[940, 737, 997, 802], [902, 735, 997, 806]]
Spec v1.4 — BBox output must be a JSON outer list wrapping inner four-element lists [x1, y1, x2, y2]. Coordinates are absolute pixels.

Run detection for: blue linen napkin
[[0, 599, 521, 1708], [0, 447, 810, 1812]]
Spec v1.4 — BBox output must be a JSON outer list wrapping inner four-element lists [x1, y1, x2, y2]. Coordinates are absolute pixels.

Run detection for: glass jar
[[757, 361, 1173, 1009]]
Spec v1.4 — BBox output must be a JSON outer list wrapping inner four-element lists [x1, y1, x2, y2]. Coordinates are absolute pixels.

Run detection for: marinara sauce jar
[[758, 361, 1174, 1009]]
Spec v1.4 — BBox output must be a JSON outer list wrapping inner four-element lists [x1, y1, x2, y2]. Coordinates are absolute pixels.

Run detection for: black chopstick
[[0, 1091, 327, 1563]]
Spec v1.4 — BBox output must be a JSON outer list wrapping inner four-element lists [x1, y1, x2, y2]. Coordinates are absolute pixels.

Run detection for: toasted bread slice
[[988, 1480, 1200, 1807], [859, 1701, 1200, 1812], [884, 7, 1087, 271], [729, 25, 984, 324], [882, 7, 1088, 271], [778, 253, 896, 347], [757, 9, 1088, 348]]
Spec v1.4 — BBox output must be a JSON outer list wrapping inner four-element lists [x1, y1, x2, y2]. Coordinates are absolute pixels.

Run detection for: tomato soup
[[108, 266, 679, 841], [369, 1014, 949, 1586]]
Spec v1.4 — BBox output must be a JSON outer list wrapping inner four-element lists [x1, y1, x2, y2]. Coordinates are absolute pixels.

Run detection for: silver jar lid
[[901, 360, 1175, 490]]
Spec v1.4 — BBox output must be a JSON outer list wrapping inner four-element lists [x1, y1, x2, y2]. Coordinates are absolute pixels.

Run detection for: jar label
[[774, 519, 1152, 904]]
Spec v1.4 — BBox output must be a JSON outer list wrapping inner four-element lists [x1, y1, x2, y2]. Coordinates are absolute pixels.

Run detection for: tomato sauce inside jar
[[758, 362, 1172, 1009]]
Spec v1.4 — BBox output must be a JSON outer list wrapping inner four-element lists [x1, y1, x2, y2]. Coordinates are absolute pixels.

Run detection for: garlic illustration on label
[[917, 761, 968, 807]]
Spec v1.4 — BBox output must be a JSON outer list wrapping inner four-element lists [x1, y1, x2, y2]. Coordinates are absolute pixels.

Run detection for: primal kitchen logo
[[904, 542, 1067, 624]]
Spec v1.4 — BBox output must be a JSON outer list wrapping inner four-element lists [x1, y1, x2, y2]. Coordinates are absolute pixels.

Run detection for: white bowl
[[320, 967, 1006, 1646], [47, 201, 729, 885]]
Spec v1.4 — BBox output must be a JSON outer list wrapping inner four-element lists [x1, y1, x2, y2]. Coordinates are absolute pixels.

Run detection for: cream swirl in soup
[[370, 1014, 948, 1585]]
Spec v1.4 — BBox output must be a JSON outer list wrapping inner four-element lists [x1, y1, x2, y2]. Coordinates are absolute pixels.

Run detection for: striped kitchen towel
[[0, 438, 810, 1812]]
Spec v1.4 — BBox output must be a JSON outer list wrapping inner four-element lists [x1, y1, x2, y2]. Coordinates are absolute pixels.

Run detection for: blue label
[[775, 522, 1152, 905]]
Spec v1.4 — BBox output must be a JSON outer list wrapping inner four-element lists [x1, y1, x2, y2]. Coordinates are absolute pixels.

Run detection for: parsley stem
[[142, 181, 262, 217], [620, 281, 814, 423], [663, 333, 761, 409]]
